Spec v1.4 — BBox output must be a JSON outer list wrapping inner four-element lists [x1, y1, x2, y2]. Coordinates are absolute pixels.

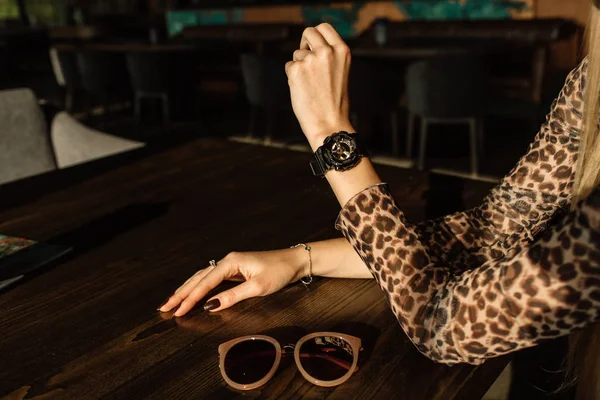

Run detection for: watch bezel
[[321, 132, 361, 172]]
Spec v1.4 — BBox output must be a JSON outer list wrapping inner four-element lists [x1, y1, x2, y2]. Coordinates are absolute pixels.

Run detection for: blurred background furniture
[[355, 18, 580, 131], [126, 52, 171, 130], [0, 88, 57, 185], [349, 57, 403, 155], [76, 51, 130, 117], [0, 4, 584, 180], [49, 48, 84, 113], [405, 55, 488, 175], [51, 111, 144, 168], [3, 30, 61, 105], [240, 53, 292, 145], [182, 23, 305, 55], [0, 88, 144, 185]]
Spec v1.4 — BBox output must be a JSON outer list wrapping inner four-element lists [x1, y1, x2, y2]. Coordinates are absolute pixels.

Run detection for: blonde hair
[[567, 3, 600, 400], [575, 4, 600, 202]]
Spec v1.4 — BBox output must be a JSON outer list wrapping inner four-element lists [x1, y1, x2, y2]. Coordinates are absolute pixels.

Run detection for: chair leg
[[418, 118, 428, 171], [406, 112, 415, 158], [469, 118, 479, 176], [391, 110, 399, 157]]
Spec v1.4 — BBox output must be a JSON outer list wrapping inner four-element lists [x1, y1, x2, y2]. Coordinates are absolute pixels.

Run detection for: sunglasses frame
[[218, 331, 362, 391]]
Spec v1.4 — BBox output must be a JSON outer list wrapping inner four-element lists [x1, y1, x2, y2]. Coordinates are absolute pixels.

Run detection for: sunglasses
[[218, 332, 362, 390]]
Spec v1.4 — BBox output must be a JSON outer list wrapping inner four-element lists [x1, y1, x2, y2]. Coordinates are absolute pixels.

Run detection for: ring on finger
[[209, 259, 217, 268]]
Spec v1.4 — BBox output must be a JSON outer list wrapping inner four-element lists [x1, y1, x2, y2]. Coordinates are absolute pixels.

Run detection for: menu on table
[[0, 235, 71, 290]]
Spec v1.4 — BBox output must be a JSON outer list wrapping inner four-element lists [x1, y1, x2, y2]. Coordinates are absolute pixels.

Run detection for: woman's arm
[[286, 24, 595, 364], [415, 58, 584, 269], [336, 182, 600, 365], [160, 237, 372, 316], [307, 238, 372, 279], [290, 29, 584, 273]]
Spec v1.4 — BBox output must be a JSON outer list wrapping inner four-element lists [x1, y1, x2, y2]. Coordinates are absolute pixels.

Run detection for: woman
[[160, 9, 600, 398]]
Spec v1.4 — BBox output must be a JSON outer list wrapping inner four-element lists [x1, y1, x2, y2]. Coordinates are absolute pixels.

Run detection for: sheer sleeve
[[334, 60, 598, 365], [336, 183, 600, 365], [414, 60, 586, 272]]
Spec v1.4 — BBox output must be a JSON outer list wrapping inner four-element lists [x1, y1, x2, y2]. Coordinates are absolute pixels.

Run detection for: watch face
[[323, 132, 361, 170], [330, 137, 356, 162]]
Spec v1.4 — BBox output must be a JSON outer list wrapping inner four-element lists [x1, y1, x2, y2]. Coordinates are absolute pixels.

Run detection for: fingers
[[314, 23, 345, 47], [285, 60, 296, 78], [175, 266, 212, 294], [159, 266, 214, 312], [174, 261, 237, 316], [293, 49, 310, 62], [203, 280, 263, 312], [287, 50, 311, 78], [292, 24, 349, 78], [300, 27, 328, 51]]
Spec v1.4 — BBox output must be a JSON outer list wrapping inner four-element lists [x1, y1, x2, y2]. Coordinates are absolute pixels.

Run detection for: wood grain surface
[[0, 139, 507, 400]]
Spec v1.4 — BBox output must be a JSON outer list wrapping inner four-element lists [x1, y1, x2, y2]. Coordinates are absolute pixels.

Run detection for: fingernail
[[203, 298, 220, 312], [157, 298, 169, 311]]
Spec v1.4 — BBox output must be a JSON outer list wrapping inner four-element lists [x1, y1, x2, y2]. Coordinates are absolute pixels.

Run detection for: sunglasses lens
[[298, 336, 354, 382], [224, 339, 277, 385]]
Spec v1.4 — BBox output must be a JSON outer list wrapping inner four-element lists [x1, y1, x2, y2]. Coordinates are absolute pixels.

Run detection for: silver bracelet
[[290, 243, 313, 286]]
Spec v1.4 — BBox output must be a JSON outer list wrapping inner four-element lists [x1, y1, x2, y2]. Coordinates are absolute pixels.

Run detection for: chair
[[0, 88, 145, 186], [405, 56, 487, 175], [240, 53, 292, 144], [349, 58, 403, 155], [77, 51, 129, 115], [51, 112, 144, 168], [0, 88, 57, 185], [126, 52, 171, 130], [486, 46, 548, 133], [49, 48, 84, 112]]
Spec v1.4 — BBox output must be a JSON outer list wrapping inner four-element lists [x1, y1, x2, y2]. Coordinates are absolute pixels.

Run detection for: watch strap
[[309, 147, 326, 178]]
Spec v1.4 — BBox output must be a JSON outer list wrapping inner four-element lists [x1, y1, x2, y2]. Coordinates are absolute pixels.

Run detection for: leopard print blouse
[[335, 59, 600, 365]]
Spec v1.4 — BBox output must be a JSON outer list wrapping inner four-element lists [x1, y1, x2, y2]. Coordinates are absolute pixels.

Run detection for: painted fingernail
[[203, 298, 220, 312]]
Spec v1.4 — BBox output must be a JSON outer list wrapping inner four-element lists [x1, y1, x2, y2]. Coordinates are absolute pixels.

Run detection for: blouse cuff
[[335, 182, 389, 231]]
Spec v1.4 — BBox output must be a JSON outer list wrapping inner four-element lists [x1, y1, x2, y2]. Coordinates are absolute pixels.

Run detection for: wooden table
[[0, 139, 507, 399]]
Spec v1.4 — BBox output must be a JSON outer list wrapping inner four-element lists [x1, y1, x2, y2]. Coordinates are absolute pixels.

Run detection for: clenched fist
[[285, 23, 355, 150]]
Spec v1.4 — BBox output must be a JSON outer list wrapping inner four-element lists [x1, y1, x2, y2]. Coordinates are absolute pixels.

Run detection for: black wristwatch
[[310, 131, 366, 178]]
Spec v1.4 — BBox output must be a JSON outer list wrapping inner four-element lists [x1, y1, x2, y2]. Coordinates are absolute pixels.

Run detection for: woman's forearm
[[290, 237, 373, 280]]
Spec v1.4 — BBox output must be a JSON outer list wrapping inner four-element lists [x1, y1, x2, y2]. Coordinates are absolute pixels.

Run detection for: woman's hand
[[285, 23, 355, 150], [158, 248, 307, 316]]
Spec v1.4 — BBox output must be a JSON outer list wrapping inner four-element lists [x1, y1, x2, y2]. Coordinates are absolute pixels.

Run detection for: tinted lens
[[298, 336, 354, 382], [224, 339, 277, 385]]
